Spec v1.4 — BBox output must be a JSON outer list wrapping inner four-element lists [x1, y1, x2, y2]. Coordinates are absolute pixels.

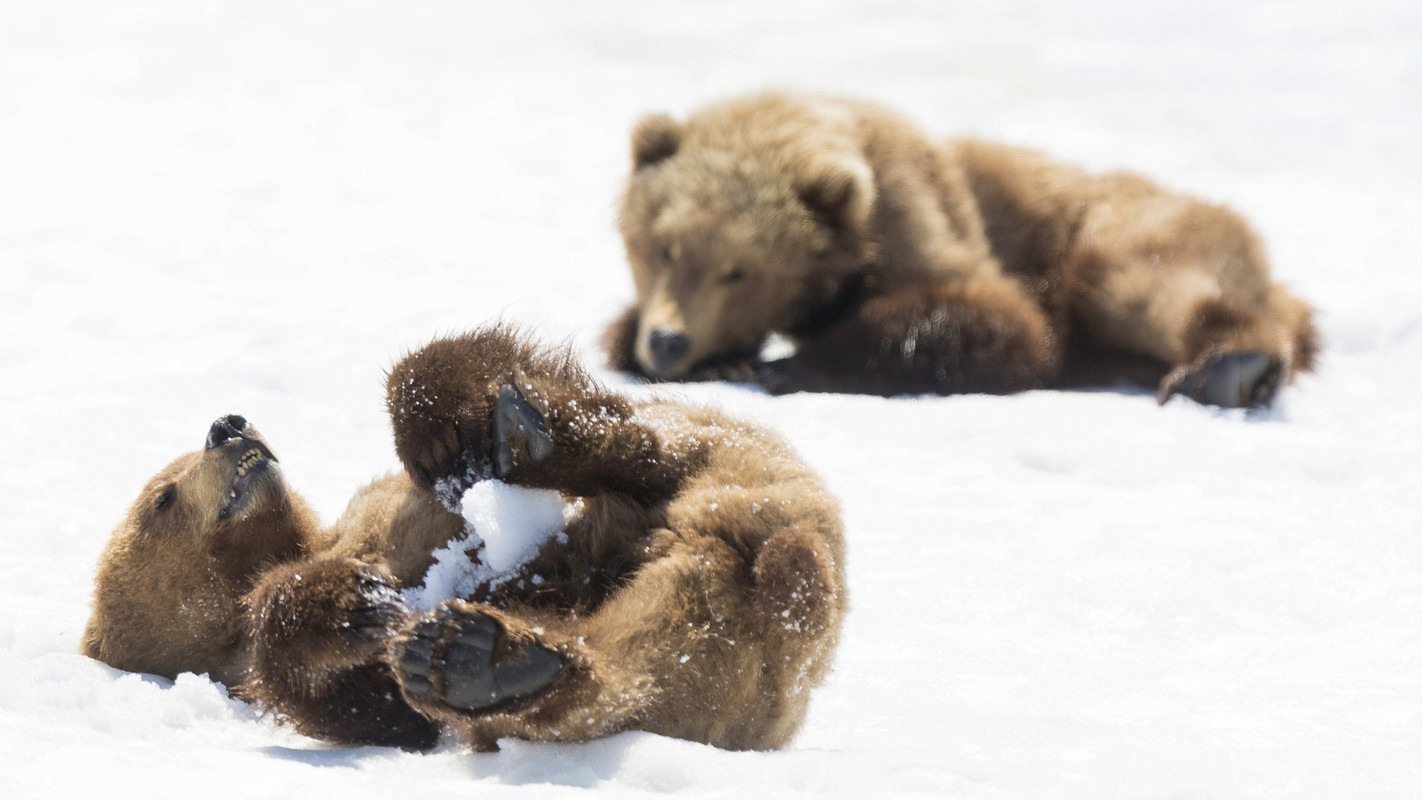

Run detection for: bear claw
[[491, 384, 554, 479], [394, 607, 564, 713], [1159, 350, 1284, 409], [346, 604, 405, 641], [347, 571, 408, 640], [396, 619, 442, 698]]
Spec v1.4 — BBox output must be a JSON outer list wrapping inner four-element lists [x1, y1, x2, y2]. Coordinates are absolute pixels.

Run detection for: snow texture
[[403, 481, 571, 612], [2, 1, 1420, 798]]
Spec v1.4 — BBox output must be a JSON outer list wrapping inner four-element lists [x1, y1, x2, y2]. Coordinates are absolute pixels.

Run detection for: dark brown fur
[[84, 325, 846, 753], [610, 92, 1318, 407]]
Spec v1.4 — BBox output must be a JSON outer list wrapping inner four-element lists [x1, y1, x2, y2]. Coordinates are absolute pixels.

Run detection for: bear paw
[[249, 559, 410, 675], [1158, 349, 1284, 409], [684, 358, 797, 395], [392, 603, 564, 714], [394, 382, 556, 503], [491, 383, 555, 480]]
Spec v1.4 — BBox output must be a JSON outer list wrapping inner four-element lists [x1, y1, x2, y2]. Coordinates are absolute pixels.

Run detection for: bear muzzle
[[644, 327, 692, 377]]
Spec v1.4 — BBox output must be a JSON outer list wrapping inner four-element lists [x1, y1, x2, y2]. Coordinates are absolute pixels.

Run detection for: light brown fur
[[83, 325, 845, 752], [82, 438, 317, 689], [610, 92, 1318, 407]]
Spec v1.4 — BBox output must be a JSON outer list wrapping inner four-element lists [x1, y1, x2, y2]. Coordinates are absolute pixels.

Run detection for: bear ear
[[631, 113, 681, 170], [154, 484, 176, 512], [796, 161, 873, 235]]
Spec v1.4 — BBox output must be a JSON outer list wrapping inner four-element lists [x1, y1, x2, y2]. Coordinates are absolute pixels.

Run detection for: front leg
[[386, 325, 692, 504], [715, 278, 1061, 396], [243, 559, 439, 749]]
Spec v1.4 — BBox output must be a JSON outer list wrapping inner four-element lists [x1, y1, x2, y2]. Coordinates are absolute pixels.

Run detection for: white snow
[[2, 1, 1421, 798], [403, 481, 571, 612]]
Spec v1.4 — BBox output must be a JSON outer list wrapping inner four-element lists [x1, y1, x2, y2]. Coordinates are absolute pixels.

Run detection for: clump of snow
[[403, 480, 573, 611]]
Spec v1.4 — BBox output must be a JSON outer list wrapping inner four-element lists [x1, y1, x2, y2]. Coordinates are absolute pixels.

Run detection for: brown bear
[[607, 91, 1319, 408], [83, 325, 847, 752]]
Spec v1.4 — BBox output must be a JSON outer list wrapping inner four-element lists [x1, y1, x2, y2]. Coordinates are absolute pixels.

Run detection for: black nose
[[647, 328, 691, 371], [205, 415, 249, 450]]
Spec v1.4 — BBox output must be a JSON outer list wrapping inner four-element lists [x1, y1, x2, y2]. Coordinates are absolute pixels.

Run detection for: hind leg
[[1154, 299, 1294, 407], [388, 522, 841, 751], [1068, 192, 1306, 408], [388, 597, 648, 752], [1075, 263, 1292, 408]]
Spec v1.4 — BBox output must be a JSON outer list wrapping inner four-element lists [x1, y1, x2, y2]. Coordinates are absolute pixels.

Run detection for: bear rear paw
[[392, 602, 564, 715], [1158, 349, 1284, 409]]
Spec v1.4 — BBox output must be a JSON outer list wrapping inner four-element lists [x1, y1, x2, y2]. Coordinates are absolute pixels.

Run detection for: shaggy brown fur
[[609, 91, 1318, 408], [83, 325, 846, 753]]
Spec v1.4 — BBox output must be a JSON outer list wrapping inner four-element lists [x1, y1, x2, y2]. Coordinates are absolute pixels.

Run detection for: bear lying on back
[[84, 325, 846, 752], [608, 91, 1318, 408]]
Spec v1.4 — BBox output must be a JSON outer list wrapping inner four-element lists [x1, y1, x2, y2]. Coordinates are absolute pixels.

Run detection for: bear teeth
[[235, 449, 263, 477]]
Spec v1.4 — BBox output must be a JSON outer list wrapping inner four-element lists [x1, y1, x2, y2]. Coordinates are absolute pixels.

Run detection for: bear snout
[[645, 327, 692, 376], [206, 414, 250, 450]]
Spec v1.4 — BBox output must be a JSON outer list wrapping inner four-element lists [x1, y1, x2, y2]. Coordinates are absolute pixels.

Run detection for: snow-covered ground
[[3, 1, 1420, 797]]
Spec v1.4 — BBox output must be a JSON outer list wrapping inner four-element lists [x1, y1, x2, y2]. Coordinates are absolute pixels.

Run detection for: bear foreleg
[[243, 559, 440, 749], [749, 277, 1060, 396], [600, 303, 642, 375]]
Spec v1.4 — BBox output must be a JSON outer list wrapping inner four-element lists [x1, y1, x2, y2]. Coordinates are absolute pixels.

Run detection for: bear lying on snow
[[83, 325, 846, 752], [607, 91, 1318, 408]]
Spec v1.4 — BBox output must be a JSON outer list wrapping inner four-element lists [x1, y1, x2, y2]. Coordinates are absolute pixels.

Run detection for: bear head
[[618, 109, 876, 378], [82, 415, 316, 687]]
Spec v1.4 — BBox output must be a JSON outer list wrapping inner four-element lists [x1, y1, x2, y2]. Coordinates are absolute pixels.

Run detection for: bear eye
[[721, 265, 746, 284], [659, 245, 675, 265], [154, 484, 176, 512]]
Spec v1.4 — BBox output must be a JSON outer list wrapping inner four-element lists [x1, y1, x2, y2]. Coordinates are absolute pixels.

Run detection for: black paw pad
[[1162, 350, 1284, 409], [396, 619, 442, 699], [491, 384, 554, 479], [440, 614, 563, 712], [394, 609, 564, 713]]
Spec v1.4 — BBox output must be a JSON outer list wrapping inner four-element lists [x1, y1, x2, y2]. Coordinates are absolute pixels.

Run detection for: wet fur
[[611, 92, 1318, 405]]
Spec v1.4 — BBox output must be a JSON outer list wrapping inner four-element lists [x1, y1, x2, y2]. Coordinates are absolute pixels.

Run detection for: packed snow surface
[[2, 1, 1420, 798]]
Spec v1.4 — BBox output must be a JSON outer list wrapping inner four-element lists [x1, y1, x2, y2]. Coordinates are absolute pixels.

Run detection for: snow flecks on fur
[[629, 404, 761, 460], [431, 468, 474, 513]]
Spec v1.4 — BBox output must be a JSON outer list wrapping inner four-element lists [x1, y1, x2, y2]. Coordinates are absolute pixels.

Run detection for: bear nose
[[205, 414, 249, 450], [647, 328, 691, 372]]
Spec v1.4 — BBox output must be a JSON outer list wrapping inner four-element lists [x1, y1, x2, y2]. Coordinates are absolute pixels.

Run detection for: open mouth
[[218, 444, 279, 520]]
